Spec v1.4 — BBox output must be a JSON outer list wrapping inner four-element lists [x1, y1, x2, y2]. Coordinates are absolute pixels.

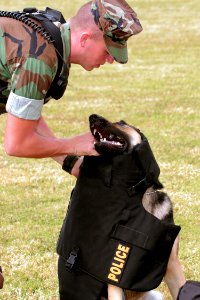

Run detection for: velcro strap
[[112, 224, 148, 248], [112, 221, 181, 252]]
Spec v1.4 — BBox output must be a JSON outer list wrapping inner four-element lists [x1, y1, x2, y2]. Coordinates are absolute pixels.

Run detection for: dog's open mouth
[[89, 114, 128, 155], [93, 128, 125, 148]]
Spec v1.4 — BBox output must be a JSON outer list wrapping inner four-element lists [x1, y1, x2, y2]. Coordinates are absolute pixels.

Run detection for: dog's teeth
[[103, 138, 107, 141], [93, 129, 97, 134], [110, 141, 122, 146]]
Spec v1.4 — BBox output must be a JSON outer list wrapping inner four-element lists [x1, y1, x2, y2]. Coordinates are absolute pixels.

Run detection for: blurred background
[[0, 0, 199, 299]]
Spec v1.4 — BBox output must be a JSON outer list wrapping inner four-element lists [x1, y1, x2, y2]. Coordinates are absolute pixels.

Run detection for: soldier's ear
[[80, 33, 90, 47]]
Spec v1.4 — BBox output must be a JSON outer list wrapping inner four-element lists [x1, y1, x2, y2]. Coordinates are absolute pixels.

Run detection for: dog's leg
[[108, 284, 125, 300], [164, 235, 186, 299], [125, 290, 146, 300]]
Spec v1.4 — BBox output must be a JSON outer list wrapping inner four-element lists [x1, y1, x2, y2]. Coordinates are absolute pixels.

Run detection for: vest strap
[[127, 177, 151, 196]]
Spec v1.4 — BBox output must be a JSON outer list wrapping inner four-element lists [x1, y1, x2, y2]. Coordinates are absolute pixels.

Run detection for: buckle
[[65, 247, 79, 272]]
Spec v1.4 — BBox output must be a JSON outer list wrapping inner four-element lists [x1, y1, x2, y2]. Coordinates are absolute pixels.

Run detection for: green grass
[[0, 0, 200, 299]]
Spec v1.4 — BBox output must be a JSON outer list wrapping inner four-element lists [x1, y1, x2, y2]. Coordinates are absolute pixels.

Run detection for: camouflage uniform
[[0, 17, 70, 118], [0, 1, 142, 120]]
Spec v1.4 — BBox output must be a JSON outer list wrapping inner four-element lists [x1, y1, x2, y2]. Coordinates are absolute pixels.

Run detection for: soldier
[[0, 0, 142, 163], [0, 0, 142, 164], [0, 0, 142, 290]]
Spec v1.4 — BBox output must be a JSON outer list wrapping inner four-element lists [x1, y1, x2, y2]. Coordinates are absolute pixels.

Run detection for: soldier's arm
[[34, 115, 70, 165], [4, 113, 97, 158], [4, 55, 98, 159], [32, 115, 84, 176]]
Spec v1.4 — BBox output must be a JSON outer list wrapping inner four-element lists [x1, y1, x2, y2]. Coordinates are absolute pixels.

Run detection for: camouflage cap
[[91, 0, 143, 64]]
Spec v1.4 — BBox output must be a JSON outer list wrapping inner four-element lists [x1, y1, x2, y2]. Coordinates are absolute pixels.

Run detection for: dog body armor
[[57, 137, 181, 298]]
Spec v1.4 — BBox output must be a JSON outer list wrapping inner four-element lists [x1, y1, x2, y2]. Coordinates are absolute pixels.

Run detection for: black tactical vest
[[57, 137, 181, 296]]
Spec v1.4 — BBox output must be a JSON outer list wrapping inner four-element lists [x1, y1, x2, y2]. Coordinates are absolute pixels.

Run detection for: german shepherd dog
[[88, 114, 185, 300]]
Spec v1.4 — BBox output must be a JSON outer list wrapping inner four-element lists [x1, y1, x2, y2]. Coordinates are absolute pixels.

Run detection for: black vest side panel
[[57, 150, 180, 292]]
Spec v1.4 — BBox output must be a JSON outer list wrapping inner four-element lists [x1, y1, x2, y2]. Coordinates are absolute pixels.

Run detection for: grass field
[[0, 0, 200, 299]]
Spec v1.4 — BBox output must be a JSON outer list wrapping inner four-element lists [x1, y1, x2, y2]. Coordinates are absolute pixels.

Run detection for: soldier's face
[[79, 32, 114, 71]]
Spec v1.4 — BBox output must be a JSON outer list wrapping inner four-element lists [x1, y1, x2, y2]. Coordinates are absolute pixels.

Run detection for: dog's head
[[89, 114, 142, 155], [89, 114, 163, 189]]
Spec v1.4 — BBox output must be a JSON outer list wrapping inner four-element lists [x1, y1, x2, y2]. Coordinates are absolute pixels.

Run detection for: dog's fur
[[89, 114, 185, 300]]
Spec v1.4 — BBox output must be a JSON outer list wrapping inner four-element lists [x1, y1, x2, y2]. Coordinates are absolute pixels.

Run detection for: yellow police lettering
[[107, 243, 130, 283], [112, 262, 124, 269], [113, 256, 124, 263], [110, 266, 121, 275], [108, 273, 118, 282], [118, 244, 130, 253], [116, 250, 127, 259]]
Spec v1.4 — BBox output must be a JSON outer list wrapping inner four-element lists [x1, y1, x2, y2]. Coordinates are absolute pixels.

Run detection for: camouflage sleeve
[[6, 56, 57, 120]]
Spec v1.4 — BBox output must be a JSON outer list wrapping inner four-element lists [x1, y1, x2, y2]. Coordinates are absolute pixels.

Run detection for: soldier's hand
[[68, 132, 99, 156]]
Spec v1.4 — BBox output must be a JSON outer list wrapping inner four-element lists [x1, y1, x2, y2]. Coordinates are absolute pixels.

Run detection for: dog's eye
[[118, 120, 127, 126]]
